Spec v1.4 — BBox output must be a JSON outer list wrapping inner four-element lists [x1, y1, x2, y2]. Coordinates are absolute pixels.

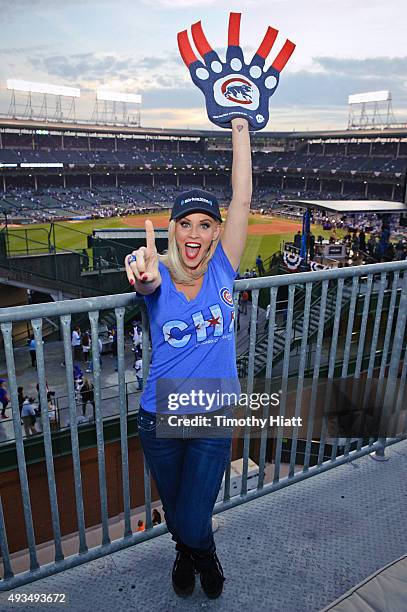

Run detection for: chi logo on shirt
[[162, 304, 235, 348], [219, 287, 234, 307]]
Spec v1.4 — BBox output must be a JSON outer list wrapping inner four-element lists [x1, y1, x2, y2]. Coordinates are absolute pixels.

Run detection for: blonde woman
[[125, 117, 251, 599]]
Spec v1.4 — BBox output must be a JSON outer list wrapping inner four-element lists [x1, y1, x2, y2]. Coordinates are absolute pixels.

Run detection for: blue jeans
[[137, 406, 232, 554]]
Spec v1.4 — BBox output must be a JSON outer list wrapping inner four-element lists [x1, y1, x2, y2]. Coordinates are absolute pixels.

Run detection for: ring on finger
[[127, 255, 137, 264]]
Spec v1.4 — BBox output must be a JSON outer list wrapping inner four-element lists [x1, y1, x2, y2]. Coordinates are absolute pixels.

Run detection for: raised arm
[[221, 117, 252, 271]]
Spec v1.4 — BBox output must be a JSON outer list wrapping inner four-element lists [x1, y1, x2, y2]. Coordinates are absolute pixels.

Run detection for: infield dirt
[[121, 214, 302, 235]]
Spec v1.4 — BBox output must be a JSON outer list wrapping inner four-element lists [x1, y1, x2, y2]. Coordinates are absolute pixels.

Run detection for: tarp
[[321, 553, 407, 612], [282, 200, 407, 214]]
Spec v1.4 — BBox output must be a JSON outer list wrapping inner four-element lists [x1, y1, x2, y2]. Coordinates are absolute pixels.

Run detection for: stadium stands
[[0, 120, 406, 221]]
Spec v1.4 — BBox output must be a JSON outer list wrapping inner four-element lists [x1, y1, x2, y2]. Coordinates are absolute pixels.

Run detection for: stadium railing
[[0, 260, 406, 590]]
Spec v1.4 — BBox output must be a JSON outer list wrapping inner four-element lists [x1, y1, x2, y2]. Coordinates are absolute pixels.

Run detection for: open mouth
[[185, 242, 201, 260]]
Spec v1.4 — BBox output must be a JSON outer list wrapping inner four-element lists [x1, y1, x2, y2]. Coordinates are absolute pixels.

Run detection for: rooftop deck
[[1, 439, 406, 612], [1, 260, 406, 609]]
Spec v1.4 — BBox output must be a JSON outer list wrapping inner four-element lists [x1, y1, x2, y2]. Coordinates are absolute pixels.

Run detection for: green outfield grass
[[5, 214, 345, 275], [240, 233, 291, 272]]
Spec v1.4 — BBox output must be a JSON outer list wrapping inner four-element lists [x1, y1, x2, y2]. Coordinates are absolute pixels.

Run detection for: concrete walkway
[[1, 440, 406, 612]]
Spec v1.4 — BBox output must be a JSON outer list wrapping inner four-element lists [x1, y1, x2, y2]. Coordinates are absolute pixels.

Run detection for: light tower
[[92, 91, 142, 126], [347, 90, 394, 129], [7, 79, 80, 122]]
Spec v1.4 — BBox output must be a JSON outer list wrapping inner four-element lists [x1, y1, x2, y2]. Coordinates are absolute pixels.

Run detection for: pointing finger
[[145, 220, 156, 252]]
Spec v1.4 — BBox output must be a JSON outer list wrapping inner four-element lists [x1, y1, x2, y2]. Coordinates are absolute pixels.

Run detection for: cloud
[[0, 45, 53, 56], [141, 107, 209, 128], [315, 56, 407, 78], [28, 51, 188, 91], [30, 53, 131, 81], [0, 0, 113, 23], [142, 0, 216, 6], [141, 0, 287, 7], [274, 70, 385, 106], [20, 50, 407, 129]]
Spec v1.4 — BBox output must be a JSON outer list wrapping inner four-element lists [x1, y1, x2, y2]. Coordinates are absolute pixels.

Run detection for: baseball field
[[5, 212, 341, 273]]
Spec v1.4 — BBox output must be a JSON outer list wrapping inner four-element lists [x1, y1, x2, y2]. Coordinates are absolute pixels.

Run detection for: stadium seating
[[1, 128, 406, 221]]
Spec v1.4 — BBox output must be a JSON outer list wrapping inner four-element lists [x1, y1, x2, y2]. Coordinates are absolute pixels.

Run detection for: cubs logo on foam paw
[[177, 12, 295, 130]]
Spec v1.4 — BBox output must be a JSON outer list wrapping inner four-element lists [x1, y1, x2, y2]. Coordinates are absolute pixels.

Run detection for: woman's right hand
[[125, 220, 160, 286]]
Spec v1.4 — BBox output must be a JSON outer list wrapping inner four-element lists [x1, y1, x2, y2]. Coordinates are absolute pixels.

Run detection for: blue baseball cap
[[170, 189, 222, 222]]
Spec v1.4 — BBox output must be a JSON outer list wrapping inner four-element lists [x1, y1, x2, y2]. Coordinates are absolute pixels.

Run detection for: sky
[[0, 0, 406, 131]]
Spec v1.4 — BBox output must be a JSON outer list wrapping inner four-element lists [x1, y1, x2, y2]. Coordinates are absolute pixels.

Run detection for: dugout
[[88, 227, 168, 269], [279, 199, 407, 266]]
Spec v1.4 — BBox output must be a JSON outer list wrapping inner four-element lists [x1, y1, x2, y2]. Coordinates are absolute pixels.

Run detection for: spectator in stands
[[152, 509, 162, 526], [268, 253, 279, 272], [133, 348, 143, 391], [82, 331, 91, 370], [359, 229, 366, 252], [367, 235, 377, 257], [240, 290, 249, 315], [73, 364, 84, 390], [18, 386, 25, 415], [109, 327, 118, 371], [130, 322, 143, 351], [309, 233, 315, 260], [21, 397, 38, 437], [137, 519, 145, 532], [256, 255, 265, 276], [294, 231, 301, 249], [80, 378, 95, 417], [0, 379, 10, 419], [329, 229, 337, 244], [384, 242, 395, 262], [351, 233, 359, 252], [374, 240, 382, 261], [27, 335, 37, 368], [395, 240, 406, 260], [71, 327, 82, 362]]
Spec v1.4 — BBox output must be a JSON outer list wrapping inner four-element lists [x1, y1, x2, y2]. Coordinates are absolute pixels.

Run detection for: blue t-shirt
[[140, 242, 240, 414]]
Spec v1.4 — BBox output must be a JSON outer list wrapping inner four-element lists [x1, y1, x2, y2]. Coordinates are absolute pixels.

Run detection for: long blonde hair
[[158, 219, 221, 285]]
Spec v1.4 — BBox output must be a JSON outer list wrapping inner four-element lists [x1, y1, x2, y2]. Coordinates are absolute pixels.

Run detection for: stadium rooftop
[[285, 200, 407, 214], [2, 116, 407, 140]]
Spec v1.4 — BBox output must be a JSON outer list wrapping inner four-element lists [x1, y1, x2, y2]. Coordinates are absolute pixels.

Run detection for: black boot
[[192, 549, 225, 599], [172, 541, 195, 598]]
